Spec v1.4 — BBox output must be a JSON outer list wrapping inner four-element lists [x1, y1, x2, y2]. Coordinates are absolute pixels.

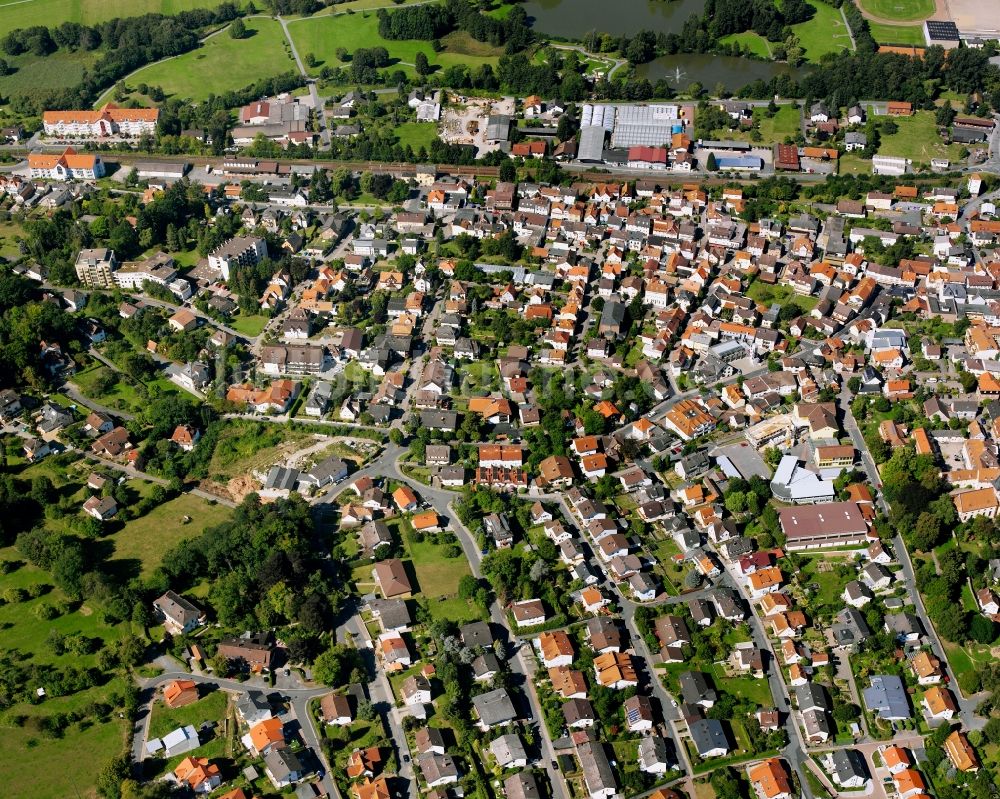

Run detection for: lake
[[520, 0, 707, 38], [519, 0, 798, 90], [637, 53, 797, 90]]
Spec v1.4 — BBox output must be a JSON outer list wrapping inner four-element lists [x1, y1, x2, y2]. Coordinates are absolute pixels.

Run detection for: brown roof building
[[373, 558, 413, 598]]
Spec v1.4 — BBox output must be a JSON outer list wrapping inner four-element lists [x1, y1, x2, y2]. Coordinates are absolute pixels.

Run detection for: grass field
[[113, 18, 297, 103], [229, 313, 269, 337], [753, 104, 802, 144], [858, 0, 934, 21], [207, 421, 313, 482], [746, 279, 820, 312], [719, 31, 772, 58], [710, 663, 774, 706], [0, 0, 220, 39], [394, 122, 439, 150], [148, 688, 229, 739], [868, 21, 927, 44], [0, 49, 100, 100], [878, 110, 966, 165], [286, 12, 500, 79], [108, 493, 233, 577], [0, 547, 129, 799], [0, 219, 25, 260], [72, 362, 144, 414], [791, 0, 854, 60], [395, 519, 481, 623]]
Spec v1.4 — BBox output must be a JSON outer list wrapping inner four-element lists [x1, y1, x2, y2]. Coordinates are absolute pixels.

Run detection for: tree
[[414, 51, 430, 76], [910, 511, 942, 551], [498, 160, 516, 182], [969, 615, 996, 644], [706, 152, 718, 171], [313, 643, 363, 687], [229, 18, 246, 39]]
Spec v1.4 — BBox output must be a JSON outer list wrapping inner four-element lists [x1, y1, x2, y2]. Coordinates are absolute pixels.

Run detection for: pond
[[637, 53, 799, 91], [520, 0, 707, 38]]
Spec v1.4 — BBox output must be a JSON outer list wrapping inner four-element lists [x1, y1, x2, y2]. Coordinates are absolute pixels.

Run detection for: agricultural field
[[0, 50, 100, 101], [877, 110, 967, 166], [718, 31, 772, 58], [790, 0, 854, 61], [0, 0, 220, 39], [286, 12, 501, 79], [107, 493, 233, 577], [868, 21, 927, 45], [858, 0, 935, 21], [109, 18, 297, 103]]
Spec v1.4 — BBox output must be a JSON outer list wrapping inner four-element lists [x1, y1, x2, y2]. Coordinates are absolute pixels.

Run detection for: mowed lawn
[[148, 688, 229, 739], [286, 12, 500, 78], [120, 18, 297, 102], [394, 122, 439, 150], [868, 21, 926, 45], [397, 520, 481, 622], [790, 0, 854, 60], [108, 493, 233, 577], [0, 0, 217, 38], [753, 104, 801, 144], [719, 31, 771, 58], [878, 110, 967, 164], [859, 0, 934, 20]]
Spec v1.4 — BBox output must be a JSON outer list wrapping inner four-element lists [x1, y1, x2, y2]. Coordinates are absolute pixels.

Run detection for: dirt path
[[855, 0, 944, 26]]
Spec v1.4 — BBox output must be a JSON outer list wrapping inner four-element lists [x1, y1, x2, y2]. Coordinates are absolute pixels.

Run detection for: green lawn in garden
[[229, 314, 269, 337], [113, 18, 297, 103], [753, 104, 802, 144], [108, 493, 233, 577], [71, 362, 144, 413], [868, 22, 927, 45], [791, 0, 854, 60], [148, 688, 229, 739], [745, 279, 819, 311], [858, 0, 934, 21], [394, 122, 440, 151]]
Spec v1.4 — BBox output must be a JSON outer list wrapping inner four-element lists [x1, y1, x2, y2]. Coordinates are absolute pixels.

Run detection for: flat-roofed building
[[778, 502, 869, 550]]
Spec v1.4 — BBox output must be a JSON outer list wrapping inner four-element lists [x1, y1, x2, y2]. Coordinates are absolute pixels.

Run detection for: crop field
[[0, 0, 222, 39]]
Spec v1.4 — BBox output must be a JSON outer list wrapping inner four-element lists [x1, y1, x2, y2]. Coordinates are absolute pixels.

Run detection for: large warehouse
[[610, 104, 684, 149]]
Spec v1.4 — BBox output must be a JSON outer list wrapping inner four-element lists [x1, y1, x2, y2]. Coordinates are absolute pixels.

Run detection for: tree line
[[376, 0, 533, 54]]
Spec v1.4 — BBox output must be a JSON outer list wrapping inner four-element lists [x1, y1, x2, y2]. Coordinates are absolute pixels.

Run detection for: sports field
[[858, 0, 934, 21], [790, 0, 854, 60], [0, 0, 219, 38], [105, 18, 297, 103], [868, 21, 926, 45]]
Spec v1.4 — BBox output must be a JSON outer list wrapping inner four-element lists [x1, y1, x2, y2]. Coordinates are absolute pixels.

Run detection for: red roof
[[628, 146, 668, 164]]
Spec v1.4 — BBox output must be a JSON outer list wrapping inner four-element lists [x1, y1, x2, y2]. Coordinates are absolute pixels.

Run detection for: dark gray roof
[[863, 675, 910, 720], [688, 718, 728, 756]]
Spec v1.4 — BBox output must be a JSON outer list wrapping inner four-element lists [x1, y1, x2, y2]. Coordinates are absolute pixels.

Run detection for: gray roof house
[[679, 671, 717, 707], [863, 675, 910, 721], [473, 688, 518, 730], [264, 747, 304, 788], [689, 718, 729, 758]]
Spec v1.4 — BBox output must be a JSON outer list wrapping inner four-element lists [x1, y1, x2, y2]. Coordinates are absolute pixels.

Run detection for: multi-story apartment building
[[75, 248, 118, 288]]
